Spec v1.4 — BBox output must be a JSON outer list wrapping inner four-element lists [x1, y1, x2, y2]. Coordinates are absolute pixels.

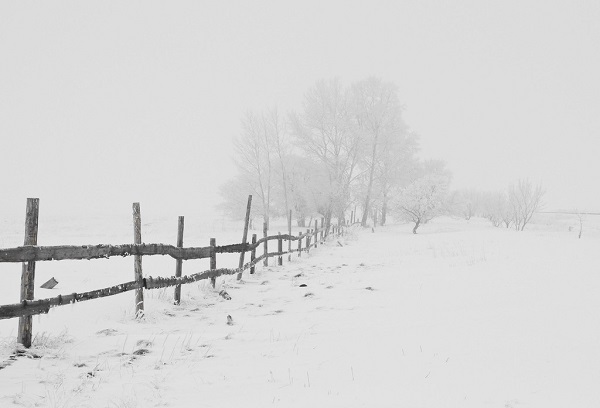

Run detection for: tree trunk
[[361, 134, 379, 227], [412, 219, 420, 234], [381, 195, 388, 226]]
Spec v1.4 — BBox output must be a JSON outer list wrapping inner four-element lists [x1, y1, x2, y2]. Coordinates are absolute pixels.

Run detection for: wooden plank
[[1, 280, 142, 320], [297, 231, 302, 257], [174, 216, 184, 305], [18, 198, 39, 348], [237, 195, 252, 281], [0, 247, 293, 321], [0, 243, 212, 263], [132, 203, 144, 318]]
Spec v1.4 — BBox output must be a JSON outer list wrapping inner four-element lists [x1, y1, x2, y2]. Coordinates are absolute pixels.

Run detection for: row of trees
[[220, 77, 449, 232], [451, 179, 545, 231]]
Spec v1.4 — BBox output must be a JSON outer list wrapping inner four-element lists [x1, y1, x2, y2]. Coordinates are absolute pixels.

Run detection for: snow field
[[1, 214, 599, 407]]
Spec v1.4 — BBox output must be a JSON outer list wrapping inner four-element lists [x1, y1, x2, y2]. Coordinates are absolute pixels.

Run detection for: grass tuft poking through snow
[[1, 215, 600, 407]]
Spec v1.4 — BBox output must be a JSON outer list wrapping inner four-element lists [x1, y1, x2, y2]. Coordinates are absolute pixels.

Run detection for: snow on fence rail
[[0, 197, 345, 348]]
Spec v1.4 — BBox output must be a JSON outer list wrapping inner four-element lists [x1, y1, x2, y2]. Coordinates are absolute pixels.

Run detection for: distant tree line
[[449, 179, 545, 231], [219, 77, 451, 232]]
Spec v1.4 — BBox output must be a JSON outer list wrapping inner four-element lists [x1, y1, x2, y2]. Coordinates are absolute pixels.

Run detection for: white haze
[[1, 1, 599, 219]]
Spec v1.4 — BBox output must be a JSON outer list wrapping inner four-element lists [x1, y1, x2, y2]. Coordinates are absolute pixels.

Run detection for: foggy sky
[[1, 1, 599, 220]]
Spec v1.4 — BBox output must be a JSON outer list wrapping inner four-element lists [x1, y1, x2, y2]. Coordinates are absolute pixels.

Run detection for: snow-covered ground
[[1, 214, 599, 407]]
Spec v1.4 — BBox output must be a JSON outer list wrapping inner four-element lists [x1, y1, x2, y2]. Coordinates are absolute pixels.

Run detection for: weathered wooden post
[[250, 234, 257, 274], [174, 216, 184, 305], [132, 202, 144, 318], [314, 220, 318, 248], [17, 198, 39, 348], [287, 210, 292, 262], [237, 195, 252, 281], [320, 218, 324, 242], [263, 222, 268, 266], [350, 210, 354, 224], [210, 238, 217, 288], [306, 229, 311, 253], [297, 231, 302, 257], [277, 232, 283, 266]]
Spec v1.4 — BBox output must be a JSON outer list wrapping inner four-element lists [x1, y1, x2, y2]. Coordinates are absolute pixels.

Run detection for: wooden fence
[[0, 197, 346, 348]]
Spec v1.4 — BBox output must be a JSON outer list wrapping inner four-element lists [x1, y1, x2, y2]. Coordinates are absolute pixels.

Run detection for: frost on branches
[[394, 174, 450, 234]]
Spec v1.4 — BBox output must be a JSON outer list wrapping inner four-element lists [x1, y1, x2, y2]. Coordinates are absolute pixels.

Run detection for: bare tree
[[351, 77, 406, 227], [375, 129, 419, 225], [233, 111, 275, 228], [508, 179, 545, 231], [266, 108, 291, 221], [290, 78, 361, 227]]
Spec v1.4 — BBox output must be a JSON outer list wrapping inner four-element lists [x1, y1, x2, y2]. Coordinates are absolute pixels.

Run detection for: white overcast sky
[[1, 0, 599, 219]]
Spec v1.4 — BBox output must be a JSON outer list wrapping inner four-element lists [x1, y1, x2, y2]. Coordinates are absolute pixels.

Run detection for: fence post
[[210, 238, 217, 288], [320, 218, 324, 242], [237, 195, 252, 281], [278, 232, 283, 266], [250, 234, 257, 274], [132, 202, 144, 318], [17, 198, 39, 348], [297, 231, 302, 257], [263, 222, 268, 266], [306, 229, 311, 252], [174, 216, 184, 305], [287, 210, 292, 262], [314, 220, 318, 248]]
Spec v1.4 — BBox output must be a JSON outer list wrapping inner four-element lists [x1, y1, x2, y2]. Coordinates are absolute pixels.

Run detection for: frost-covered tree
[[350, 77, 407, 227], [480, 191, 511, 228], [231, 110, 279, 228], [508, 179, 545, 231], [290, 78, 361, 227], [394, 174, 450, 234], [375, 129, 419, 226]]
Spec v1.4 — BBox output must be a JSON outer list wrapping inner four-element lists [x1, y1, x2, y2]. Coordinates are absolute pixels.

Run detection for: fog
[[1, 1, 599, 220]]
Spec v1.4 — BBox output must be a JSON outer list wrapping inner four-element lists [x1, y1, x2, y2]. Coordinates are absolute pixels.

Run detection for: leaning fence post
[[278, 232, 283, 266], [17, 198, 39, 348], [306, 229, 311, 252], [263, 222, 268, 266], [287, 210, 292, 262], [297, 231, 302, 257], [250, 234, 257, 274], [132, 202, 144, 318], [314, 220, 318, 248], [237, 195, 252, 281], [210, 238, 217, 288], [320, 218, 324, 242], [174, 216, 184, 305]]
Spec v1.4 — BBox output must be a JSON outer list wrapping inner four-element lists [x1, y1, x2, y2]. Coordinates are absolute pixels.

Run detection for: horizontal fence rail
[[0, 234, 315, 264], [0, 197, 345, 331]]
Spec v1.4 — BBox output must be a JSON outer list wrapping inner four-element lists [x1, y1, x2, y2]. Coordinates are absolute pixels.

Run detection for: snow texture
[[1, 214, 599, 407]]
